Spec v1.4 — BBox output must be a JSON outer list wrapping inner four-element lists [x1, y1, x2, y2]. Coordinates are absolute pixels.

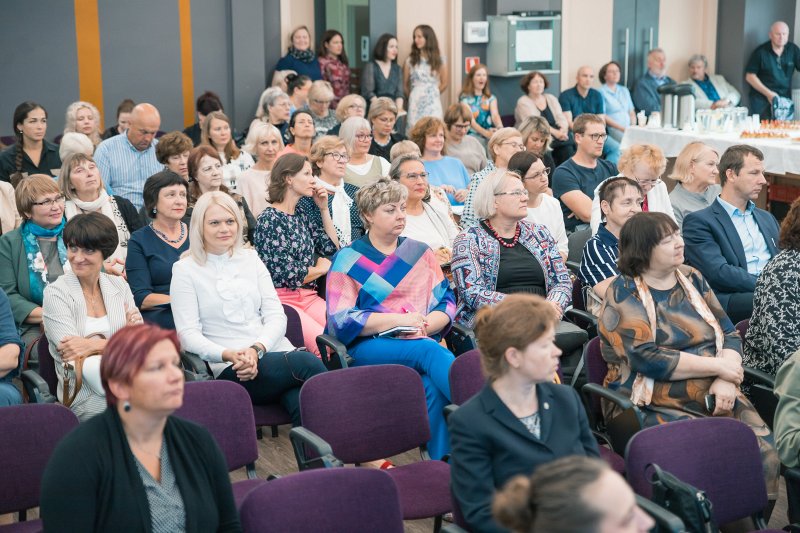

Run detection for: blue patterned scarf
[[21, 219, 67, 305]]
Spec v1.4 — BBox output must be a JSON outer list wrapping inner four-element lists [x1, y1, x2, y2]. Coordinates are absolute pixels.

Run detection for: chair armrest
[[564, 308, 597, 328], [635, 495, 685, 533], [445, 323, 477, 356], [566, 260, 581, 274], [315, 334, 351, 370], [582, 383, 643, 455], [20, 369, 57, 404], [743, 366, 775, 388], [289, 426, 341, 471], [581, 382, 634, 411], [444, 403, 458, 423], [441, 525, 469, 533]]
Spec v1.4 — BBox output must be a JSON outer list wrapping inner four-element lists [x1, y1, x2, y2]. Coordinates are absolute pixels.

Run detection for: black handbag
[[648, 463, 718, 533]]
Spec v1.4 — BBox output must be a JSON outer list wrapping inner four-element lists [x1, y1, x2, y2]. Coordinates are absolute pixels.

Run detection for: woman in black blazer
[[449, 294, 598, 533]]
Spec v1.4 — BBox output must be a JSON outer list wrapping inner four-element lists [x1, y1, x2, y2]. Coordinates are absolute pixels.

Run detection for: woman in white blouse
[[170, 191, 326, 425], [200, 111, 254, 193], [43, 212, 143, 421], [390, 154, 458, 265], [341, 116, 390, 188]]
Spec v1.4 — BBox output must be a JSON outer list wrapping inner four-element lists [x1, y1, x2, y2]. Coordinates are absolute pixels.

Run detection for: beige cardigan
[[0, 181, 20, 235], [514, 93, 568, 131]]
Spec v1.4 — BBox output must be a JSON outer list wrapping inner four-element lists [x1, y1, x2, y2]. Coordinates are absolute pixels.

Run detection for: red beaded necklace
[[485, 220, 520, 248]]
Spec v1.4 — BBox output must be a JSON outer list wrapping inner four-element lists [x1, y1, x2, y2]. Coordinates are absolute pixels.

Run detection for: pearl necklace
[[150, 221, 185, 244], [485, 220, 520, 248]]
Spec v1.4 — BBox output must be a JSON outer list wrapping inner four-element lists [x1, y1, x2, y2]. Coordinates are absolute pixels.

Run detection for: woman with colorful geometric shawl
[[326, 178, 457, 460], [598, 212, 779, 499], [0, 174, 69, 345]]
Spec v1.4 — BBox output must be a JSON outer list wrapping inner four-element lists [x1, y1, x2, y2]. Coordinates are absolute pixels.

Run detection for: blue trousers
[[349, 337, 455, 460], [0, 379, 22, 406], [603, 134, 621, 165]]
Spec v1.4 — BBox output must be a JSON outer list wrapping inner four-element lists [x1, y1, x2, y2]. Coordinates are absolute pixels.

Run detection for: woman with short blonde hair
[[669, 142, 721, 228], [305, 80, 338, 139], [238, 123, 284, 218], [340, 117, 390, 188], [367, 97, 403, 161]]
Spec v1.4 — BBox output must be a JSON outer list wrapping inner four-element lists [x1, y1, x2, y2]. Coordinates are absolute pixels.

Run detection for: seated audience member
[[326, 93, 366, 136], [277, 110, 315, 158], [411, 117, 471, 209], [183, 90, 223, 146], [775, 348, 800, 468], [633, 48, 676, 115], [318, 30, 351, 106], [0, 289, 24, 406], [518, 116, 557, 183], [58, 132, 94, 161], [155, 131, 193, 181], [63, 101, 103, 147], [201, 111, 254, 193], [683, 54, 741, 110], [101, 98, 134, 140], [390, 154, 459, 264], [492, 456, 654, 533], [173, 192, 327, 424], [744, 197, 800, 377], [341, 116, 390, 188], [0, 175, 68, 345], [513, 71, 574, 165], [444, 102, 488, 176], [126, 171, 189, 330], [579, 177, 643, 315], [552, 114, 619, 233], [326, 178, 455, 459], [0, 102, 62, 185], [274, 25, 322, 81], [460, 128, 526, 228], [59, 153, 144, 271], [287, 73, 312, 114], [390, 139, 421, 160], [559, 66, 621, 164], [459, 63, 503, 143], [252, 87, 292, 145], [40, 324, 241, 531], [0, 180, 20, 235], [669, 142, 721, 229], [590, 143, 673, 233], [255, 154, 338, 353], [683, 145, 779, 324], [450, 294, 600, 533], [360, 33, 405, 113], [298, 136, 363, 247], [94, 103, 163, 210], [507, 151, 567, 259], [303, 80, 339, 140], [452, 170, 572, 329], [238, 123, 284, 218], [368, 97, 404, 161], [43, 213, 143, 421], [187, 146, 256, 244], [600, 212, 779, 498], [598, 61, 636, 143]]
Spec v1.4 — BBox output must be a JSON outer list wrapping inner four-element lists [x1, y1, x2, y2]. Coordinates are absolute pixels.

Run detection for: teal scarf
[[21, 219, 67, 305]]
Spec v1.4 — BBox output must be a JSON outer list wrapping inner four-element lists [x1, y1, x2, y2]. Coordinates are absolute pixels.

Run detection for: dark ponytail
[[10, 101, 46, 187]]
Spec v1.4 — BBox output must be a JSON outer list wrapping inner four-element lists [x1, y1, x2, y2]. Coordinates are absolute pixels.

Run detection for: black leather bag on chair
[[649, 463, 717, 533]]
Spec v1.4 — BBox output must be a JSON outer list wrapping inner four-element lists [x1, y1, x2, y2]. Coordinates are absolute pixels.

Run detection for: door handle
[[623, 27, 630, 85]]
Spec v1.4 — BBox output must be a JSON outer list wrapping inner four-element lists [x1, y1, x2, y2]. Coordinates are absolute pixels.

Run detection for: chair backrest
[[735, 319, 750, 343], [282, 304, 305, 348], [174, 381, 259, 472], [449, 349, 485, 405], [584, 337, 607, 414], [625, 417, 768, 525], [0, 404, 79, 514], [38, 334, 58, 396], [239, 468, 403, 533], [567, 228, 592, 265], [299, 365, 431, 463], [572, 277, 585, 312]]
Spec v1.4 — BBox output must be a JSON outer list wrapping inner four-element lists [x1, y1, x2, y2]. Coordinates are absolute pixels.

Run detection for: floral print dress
[[406, 57, 443, 134]]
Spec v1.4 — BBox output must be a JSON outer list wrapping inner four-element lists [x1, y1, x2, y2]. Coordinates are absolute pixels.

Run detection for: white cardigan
[[171, 248, 294, 377], [590, 175, 676, 234]]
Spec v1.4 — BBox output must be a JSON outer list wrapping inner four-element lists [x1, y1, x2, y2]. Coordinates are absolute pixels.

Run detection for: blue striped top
[[94, 133, 163, 210]]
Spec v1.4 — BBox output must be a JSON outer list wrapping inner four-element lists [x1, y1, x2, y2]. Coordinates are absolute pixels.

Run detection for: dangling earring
[[123, 401, 131, 412], [152, 208, 157, 215]]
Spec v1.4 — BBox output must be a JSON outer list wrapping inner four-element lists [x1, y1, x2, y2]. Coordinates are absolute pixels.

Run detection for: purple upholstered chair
[[240, 468, 404, 533], [736, 318, 750, 343], [174, 380, 265, 507], [449, 349, 484, 406], [0, 404, 78, 531], [290, 365, 452, 529], [625, 417, 781, 530]]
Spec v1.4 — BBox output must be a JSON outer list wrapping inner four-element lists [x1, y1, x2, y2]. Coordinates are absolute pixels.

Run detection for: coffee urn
[[657, 83, 696, 129]]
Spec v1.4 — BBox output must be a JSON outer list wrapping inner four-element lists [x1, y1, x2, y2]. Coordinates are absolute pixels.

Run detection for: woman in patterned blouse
[[254, 153, 338, 355], [318, 30, 351, 107], [326, 178, 456, 460]]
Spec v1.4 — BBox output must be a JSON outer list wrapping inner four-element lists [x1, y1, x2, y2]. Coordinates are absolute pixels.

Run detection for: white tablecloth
[[620, 126, 800, 174]]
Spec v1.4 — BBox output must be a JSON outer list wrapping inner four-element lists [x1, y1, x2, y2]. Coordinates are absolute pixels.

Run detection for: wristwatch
[[250, 344, 266, 359]]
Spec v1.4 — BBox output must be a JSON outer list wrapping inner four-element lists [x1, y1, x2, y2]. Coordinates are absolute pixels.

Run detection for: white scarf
[[65, 190, 130, 262], [322, 178, 353, 247]]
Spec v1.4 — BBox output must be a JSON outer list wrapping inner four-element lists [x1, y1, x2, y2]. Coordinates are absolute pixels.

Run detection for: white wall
[[560, 0, 614, 91], [659, 0, 718, 82]]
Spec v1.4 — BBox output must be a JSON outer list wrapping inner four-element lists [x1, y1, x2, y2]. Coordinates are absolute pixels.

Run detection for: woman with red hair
[[40, 323, 241, 532]]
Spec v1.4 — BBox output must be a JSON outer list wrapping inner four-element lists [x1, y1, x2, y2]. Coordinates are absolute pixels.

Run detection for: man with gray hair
[[745, 21, 800, 118], [632, 48, 675, 115], [683, 54, 740, 110]]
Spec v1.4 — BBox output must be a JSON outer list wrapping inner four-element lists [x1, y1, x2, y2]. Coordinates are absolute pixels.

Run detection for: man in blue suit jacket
[[683, 145, 779, 323]]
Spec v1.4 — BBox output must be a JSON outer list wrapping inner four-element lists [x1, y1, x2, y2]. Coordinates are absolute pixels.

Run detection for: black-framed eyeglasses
[[325, 152, 350, 162], [355, 134, 373, 141], [581, 133, 608, 142], [523, 167, 551, 180], [32, 195, 66, 208]]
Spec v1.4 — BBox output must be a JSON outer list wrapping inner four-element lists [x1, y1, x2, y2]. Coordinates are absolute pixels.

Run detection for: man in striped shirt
[[94, 103, 163, 209], [578, 176, 642, 314]]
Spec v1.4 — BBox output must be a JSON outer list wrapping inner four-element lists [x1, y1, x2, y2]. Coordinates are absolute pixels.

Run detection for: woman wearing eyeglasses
[[444, 103, 488, 176], [0, 175, 69, 345], [508, 151, 567, 260], [341, 117, 390, 188], [452, 169, 571, 329], [303, 80, 339, 141], [589, 144, 675, 234], [367, 97, 405, 162]]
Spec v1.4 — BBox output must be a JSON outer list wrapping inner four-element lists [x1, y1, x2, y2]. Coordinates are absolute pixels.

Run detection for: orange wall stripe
[[74, 0, 105, 124], [178, 0, 195, 127]]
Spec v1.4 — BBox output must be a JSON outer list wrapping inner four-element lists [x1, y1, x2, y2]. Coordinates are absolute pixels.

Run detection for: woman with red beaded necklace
[[452, 169, 572, 330]]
